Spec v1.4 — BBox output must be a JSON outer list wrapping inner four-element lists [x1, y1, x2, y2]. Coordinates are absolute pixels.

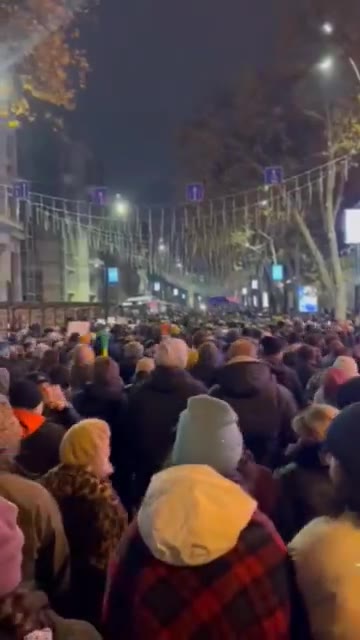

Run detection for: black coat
[[16, 417, 65, 476], [210, 359, 297, 466], [190, 362, 219, 389], [265, 358, 305, 408], [72, 382, 130, 505], [273, 444, 335, 542], [127, 366, 206, 500]]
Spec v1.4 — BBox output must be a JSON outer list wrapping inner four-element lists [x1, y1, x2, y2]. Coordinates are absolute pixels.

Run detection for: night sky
[[72, 0, 283, 201]]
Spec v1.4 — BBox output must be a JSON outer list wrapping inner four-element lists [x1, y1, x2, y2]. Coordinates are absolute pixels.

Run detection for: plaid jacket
[[104, 511, 291, 639]]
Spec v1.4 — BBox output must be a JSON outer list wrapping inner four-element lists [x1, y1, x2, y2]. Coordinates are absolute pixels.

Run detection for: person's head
[[197, 341, 222, 368], [297, 344, 317, 366], [172, 396, 243, 476], [9, 380, 43, 415], [135, 357, 155, 379], [324, 403, 360, 514], [60, 418, 113, 479], [292, 404, 339, 445], [155, 338, 189, 369], [123, 340, 144, 361], [72, 344, 95, 367], [94, 356, 121, 388], [192, 329, 211, 350], [322, 368, 348, 406], [48, 364, 70, 391], [227, 338, 257, 363], [260, 336, 285, 361], [41, 348, 59, 373], [328, 339, 346, 358], [0, 401, 22, 466], [333, 356, 358, 380], [0, 369, 10, 397]]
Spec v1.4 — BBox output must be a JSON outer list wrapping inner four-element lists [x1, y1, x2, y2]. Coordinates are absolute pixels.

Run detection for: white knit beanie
[[333, 356, 359, 380], [172, 395, 243, 475], [155, 338, 189, 369]]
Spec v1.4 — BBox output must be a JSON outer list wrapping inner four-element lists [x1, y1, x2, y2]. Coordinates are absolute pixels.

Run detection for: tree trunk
[[293, 208, 334, 302], [326, 163, 347, 321]]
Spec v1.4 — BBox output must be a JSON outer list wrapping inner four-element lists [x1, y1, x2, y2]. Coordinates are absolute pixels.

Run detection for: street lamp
[[317, 56, 335, 73], [113, 194, 130, 217], [321, 22, 334, 36], [319, 21, 360, 84]]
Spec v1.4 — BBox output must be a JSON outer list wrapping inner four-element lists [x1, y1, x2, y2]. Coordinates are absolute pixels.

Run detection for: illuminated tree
[[0, 0, 92, 118]]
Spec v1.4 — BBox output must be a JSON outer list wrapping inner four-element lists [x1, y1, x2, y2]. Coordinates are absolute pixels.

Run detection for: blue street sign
[[272, 264, 284, 282], [91, 187, 107, 206], [264, 166, 284, 186], [107, 267, 119, 284], [186, 183, 204, 203], [13, 180, 29, 200]]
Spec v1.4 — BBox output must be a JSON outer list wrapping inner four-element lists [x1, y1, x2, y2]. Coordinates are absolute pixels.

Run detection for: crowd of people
[[0, 315, 360, 638]]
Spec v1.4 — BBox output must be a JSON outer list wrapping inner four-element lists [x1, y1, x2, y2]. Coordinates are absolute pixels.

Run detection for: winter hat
[[72, 344, 95, 366], [322, 368, 348, 406], [324, 402, 360, 481], [124, 341, 144, 360], [156, 338, 189, 369], [135, 357, 155, 375], [0, 369, 10, 397], [172, 396, 243, 475], [94, 356, 121, 387], [79, 333, 92, 345], [60, 418, 113, 478], [292, 404, 339, 443], [9, 380, 42, 411], [0, 498, 24, 597], [333, 356, 358, 380], [337, 376, 360, 409], [0, 402, 22, 453], [227, 338, 257, 362]]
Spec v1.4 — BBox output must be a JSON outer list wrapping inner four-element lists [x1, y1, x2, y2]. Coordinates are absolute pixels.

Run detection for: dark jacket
[[72, 382, 129, 506], [42, 464, 127, 627], [44, 404, 81, 430], [273, 444, 335, 543], [295, 361, 317, 390], [14, 409, 65, 476], [264, 358, 305, 408], [128, 366, 206, 500], [190, 362, 219, 389], [210, 358, 297, 466]]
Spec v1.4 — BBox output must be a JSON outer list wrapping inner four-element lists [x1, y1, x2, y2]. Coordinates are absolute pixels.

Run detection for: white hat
[[172, 395, 243, 475], [156, 338, 189, 369]]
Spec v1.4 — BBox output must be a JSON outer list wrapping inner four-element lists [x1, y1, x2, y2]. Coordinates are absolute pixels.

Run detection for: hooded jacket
[[13, 409, 65, 476], [105, 465, 291, 639], [127, 366, 206, 500], [289, 513, 360, 639], [210, 358, 297, 465]]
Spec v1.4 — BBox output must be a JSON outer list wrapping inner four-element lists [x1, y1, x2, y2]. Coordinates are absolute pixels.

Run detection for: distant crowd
[[0, 316, 359, 638]]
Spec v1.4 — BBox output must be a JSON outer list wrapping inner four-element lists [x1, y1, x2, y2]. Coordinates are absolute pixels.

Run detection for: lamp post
[[320, 22, 360, 85]]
